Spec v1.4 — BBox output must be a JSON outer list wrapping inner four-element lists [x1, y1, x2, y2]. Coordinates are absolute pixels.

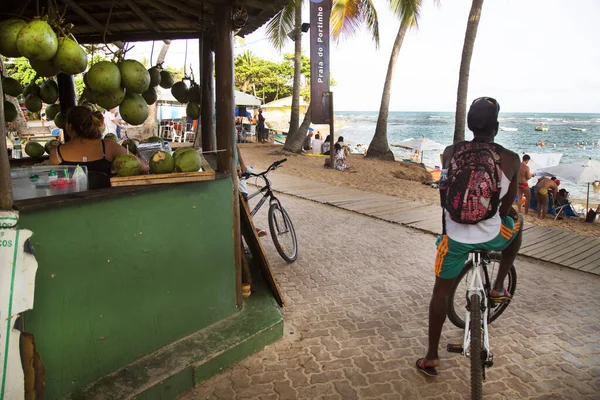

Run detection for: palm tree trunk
[[287, 0, 302, 137], [7, 97, 28, 136], [283, 104, 311, 153], [453, 0, 484, 143], [0, 57, 13, 209], [366, 20, 409, 161], [143, 40, 171, 137]]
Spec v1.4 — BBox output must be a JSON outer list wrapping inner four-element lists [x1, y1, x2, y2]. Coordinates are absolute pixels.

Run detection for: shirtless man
[[417, 97, 523, 376], [518, 154, 535, 214], [534, 177, 560, 219]]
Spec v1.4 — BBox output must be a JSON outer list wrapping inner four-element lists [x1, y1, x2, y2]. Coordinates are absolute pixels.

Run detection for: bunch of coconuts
[[80, 61, 175, 126], [0, 17, 88, 123], [170, 77, 201, 121]]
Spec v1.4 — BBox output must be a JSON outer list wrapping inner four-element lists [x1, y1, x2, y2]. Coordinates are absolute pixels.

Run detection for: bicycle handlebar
[[242, 158, 287, 179]]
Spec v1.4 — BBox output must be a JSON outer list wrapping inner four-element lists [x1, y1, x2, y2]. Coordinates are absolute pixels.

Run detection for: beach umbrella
[[539, 158, 600, 213], [395, 137, 444, 163]]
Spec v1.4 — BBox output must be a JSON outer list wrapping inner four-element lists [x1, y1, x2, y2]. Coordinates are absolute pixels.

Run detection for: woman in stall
[[49, 106, 148, 188]]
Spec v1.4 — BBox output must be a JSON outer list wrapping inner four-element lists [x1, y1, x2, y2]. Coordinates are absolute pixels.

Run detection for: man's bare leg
[[492, 215, 523, 294], [517, 187, 524, 213], [423, 277, 456, 367], [523, 189, 531, 215]]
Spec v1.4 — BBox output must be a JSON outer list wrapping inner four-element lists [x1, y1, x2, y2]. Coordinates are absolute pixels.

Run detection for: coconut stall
[[0, 1, 287, 399]]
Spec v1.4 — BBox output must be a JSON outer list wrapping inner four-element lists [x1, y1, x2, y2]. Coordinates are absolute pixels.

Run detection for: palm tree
[[366, 0, 430, 161], [453, 0, 484, 143], [266, 0, 380, 152]]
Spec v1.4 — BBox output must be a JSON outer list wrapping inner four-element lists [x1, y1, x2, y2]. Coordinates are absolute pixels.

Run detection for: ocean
[[335, 111, 600, 205]]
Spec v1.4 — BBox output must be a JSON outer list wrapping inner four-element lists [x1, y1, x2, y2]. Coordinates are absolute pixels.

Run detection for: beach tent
[[539, 158, 600, 214], [235, 91, 261, 106], [394, 137, 444, 163]]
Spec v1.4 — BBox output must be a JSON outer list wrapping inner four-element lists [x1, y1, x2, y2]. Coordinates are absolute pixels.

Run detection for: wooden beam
[[73, 30, 207, 44], [123, 0, 162, 32], [60, 0, 110, 34], [201, 35, 215, 152], [140, 0, 202, 26], [155, 0, 205, 19], [0, 58, 14, 209]]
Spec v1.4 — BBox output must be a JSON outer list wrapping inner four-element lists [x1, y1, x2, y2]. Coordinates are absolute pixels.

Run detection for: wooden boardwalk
[[253, 173, 600, 275]]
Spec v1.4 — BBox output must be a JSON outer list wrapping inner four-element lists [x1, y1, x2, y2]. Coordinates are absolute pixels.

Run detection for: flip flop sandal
[[256, 229, 268, 237], [416, 358, 438, 377], [490, 288, 512, 303]]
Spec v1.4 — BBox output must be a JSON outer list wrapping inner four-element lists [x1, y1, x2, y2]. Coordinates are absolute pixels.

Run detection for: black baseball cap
[[467, 97, 500, 134]]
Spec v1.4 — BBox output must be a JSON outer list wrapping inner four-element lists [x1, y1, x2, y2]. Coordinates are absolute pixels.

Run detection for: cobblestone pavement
[[180, 194, 600, 400]]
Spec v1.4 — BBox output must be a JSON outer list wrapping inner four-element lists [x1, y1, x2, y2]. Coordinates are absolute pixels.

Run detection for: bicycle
[[446, 251, 517, 400], [243, 158, 298, 263]]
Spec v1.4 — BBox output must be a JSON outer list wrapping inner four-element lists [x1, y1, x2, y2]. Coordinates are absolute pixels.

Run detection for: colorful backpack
[[440, 142, 502, 224]]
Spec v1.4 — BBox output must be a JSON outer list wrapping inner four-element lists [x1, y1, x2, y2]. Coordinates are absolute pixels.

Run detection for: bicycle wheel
[[268, 203, 298, 263], [470, 293, 484, 400], [447, 252, 517, 329]]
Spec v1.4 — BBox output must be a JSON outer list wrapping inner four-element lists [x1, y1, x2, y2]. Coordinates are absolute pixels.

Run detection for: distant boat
[[570, 127, 587, 132], [500, 127, 518, 132], [535, 122, 549, 132]]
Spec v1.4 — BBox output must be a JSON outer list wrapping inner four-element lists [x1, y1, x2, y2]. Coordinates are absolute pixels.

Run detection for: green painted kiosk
[[0, 1, 288, 398]]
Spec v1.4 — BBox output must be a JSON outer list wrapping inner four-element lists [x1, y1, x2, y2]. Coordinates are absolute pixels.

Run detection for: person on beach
[[302, 132, 313, 152], [312, 133, 324, 154], [534, 176, 560, 219], [257, 110, 266, 143], [518, 154, 535, 214], [322, 135, 332, 155], [334, 136, 350, 171], [417, 97, 523, 377]]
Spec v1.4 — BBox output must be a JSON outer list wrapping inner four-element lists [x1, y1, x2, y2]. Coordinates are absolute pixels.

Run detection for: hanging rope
[[103, 0, 116, 45], [183, 39, 188, 77], [150, 41, 155, 67]]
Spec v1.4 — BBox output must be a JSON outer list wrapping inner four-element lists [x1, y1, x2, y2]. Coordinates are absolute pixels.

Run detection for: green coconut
[[87, 61, 121, 93], [148, 67, 161, 87], [54, 112, 65, 129], [120, 92, 148, 125], [150, 150, 175, 174], [94, 87, 125, 110], [104, 133, 118, 142], [173, 146, 195, 160], [45, 103, 60, 120], [29, 58, 61, 77], [25, 141, 45, 158], [39, 80, 59, 104], [4, 100, 17, 122], [174, 149, 201, 172], [44, 139, 59, 155], [186, 102, 200, 120], [2, 77, 22, 97], [52, 37, 88, 75], [188, 84, 201, 103], [119, 59, 150, 94], [141, 86, 157, 105], [159, 70, 174, 89], [145, 136, 163, 143], [121, 138, 138, 154], [23, 83, 40, 97], [16, 20, 58, 61], [113, 154, 141, 177], [81, 87, 96, 104], [0, 19, 27, 58], [171, 81, 189, 103], [25, 94, 43, 112]]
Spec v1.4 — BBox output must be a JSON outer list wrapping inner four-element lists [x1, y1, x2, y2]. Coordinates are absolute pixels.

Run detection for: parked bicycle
[[446, 251, 517, 399], [243, 159, 298, 263]]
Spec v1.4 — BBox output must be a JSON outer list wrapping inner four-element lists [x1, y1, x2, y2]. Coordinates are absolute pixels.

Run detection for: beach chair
[[551, 194, 579, 220]]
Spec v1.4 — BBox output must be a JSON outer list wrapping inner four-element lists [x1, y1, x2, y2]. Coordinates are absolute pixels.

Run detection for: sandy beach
[[240, 143, 600, 238]]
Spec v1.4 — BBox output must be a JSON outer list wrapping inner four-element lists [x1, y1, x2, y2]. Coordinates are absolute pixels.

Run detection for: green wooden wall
[[18, 179, 236, 399]]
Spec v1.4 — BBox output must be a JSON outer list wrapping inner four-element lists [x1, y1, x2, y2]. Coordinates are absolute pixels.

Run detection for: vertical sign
[[0, 211, 38, 400], [310, 0, 331, 124]]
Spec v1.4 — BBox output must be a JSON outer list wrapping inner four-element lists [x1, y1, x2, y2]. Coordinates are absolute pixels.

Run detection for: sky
[[125, 0, 600, 113]]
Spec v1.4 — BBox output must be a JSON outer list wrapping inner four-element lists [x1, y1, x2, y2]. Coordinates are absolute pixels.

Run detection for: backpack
[[440, 141, 502, 224]]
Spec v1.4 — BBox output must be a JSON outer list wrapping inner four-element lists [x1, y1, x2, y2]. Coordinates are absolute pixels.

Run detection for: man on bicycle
[[417, 97, 523, 376]]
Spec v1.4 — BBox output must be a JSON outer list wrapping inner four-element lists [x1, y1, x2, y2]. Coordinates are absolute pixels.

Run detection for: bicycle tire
[[268, 203, 298, 263], [448, 253, 517, 329], [470, 293, 484, 400]]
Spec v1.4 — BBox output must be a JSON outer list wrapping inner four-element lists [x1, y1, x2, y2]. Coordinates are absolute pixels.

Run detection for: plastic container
[[163, 141, 173, 155], [10, 165, 88, 200], [12, 138, 22, 159]]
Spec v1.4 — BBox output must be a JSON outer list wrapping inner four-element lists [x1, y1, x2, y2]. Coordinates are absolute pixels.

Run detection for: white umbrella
[[539, 158, 600, 212], [394, 137, 444, 163]]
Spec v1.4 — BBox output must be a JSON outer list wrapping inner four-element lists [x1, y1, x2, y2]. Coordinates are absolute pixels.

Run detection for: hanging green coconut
[[148, 66, 161, 87], [25, 94, 43, 112], [95, 87, 125, 110], [29, 58, 61, 77], [23, 83, 41, 98], [4, 100, 17, 122], [159, 70, 174, 89], [188, 84, 201, 103], [0, 19, 27, 58], [120, 92, 148, 125], [87, 61, 121, 93], [54, 112, 65, 129], [39, 80, 59, 104], [119, 59, 150, 94], [52, 37, 88, 75], [2, 77, 23, 97], [45, 103, 60, 120], [171, 81, 189, 103], [186, 102, 200, 120], [141, 86, 157, 105], [16, 20, 58, 61]]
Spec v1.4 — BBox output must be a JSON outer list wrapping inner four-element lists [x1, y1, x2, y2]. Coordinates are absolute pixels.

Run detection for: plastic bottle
[[13, 138, 22, 159], [73, 165, 88, 192], [163, 141, 173, 155]]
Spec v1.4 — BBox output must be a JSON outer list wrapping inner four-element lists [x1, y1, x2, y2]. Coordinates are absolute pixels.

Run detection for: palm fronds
[[389, 0, 423, 29], [331, 0, 380, 48], [265, 0, 299, 51]]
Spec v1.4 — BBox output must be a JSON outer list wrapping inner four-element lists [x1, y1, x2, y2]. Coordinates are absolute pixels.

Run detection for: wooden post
[[192, 32, 203, 150], [57, 73, 77, 142], [0, 71, 14, 210], [201, 35, 216, 152], [215, 4, 242, 307], [328, 92, 335, 170]]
